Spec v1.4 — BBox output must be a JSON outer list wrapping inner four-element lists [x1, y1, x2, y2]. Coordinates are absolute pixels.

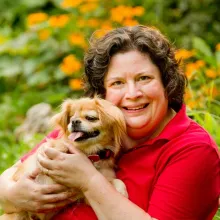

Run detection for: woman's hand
[[37, 144, 98, 192], [3, 168, 75, 213]]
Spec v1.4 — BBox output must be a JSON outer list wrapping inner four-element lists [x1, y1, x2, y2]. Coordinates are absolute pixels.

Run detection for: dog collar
[[88, 149, 114, 162]]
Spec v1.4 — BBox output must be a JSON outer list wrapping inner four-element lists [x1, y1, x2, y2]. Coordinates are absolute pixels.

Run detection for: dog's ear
[[51, 99, 74, 134], [95, 98, 126, 150]]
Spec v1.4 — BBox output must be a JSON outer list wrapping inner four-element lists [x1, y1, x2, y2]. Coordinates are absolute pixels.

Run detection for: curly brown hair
[[83, 25, 187, 112]]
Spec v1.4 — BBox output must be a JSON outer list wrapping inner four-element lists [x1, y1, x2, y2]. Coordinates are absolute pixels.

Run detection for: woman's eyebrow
[[106, 71, 153, 82], [105, 76, 122, 82]]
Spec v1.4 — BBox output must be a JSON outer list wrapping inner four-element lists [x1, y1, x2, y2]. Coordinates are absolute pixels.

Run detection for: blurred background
[[0, 0, 219, 216]]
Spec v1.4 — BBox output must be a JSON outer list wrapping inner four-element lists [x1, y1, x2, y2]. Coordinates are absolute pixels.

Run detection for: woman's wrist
[[83, 170, 114, 201], [82, 170, 104, 194], [0, 178, 19, 212]]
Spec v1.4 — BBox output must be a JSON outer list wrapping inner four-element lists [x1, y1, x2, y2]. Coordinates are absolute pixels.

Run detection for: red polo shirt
[[21, 105, 220, 220]]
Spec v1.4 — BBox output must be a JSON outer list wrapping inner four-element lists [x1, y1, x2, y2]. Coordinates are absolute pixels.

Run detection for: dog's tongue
[[68, 132, 83, 141]]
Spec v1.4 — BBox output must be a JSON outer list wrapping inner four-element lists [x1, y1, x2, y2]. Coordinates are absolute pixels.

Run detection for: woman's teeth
[[124, 104, 148, 110]]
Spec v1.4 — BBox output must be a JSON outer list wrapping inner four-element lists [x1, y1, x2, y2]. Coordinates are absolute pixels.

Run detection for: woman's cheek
[[145, 82, 165, 98], [105, 88, 122, 105]]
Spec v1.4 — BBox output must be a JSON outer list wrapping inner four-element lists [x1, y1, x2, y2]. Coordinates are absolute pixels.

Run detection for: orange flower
[[94, 22, 113, 38], [110, 6, 133, 23], [202, 85, 219, 98], [186, 100, 197, 109], [205, 68, 217, 79], [210, 86, 219, 98], [100, 21, 113, 30], [87, 18, 100, 28], [61, 0, 83, 8], [123, 18, 139, 27], [184, 89, 193, 101], [132, 6, 145, 16], [215, 43, 220, 51], [175, 49, 194, 61], [27, 12, 48, 26], [185, 63, 198, 78], [60, 55, 82, 75], [218, 67, 220, 76], [68, 33, 87, 48], [194, 60, 205, 69], [86, 0, 99, 2], [110, 8, 124, 23], [49, 15, 70, 28], [69, 78, 83, 90], [79, 3, 98, 13], [38, 29, 51, 40]]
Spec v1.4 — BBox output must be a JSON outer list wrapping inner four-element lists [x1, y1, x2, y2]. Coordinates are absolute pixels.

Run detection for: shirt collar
[[145, 104, 191, 145]]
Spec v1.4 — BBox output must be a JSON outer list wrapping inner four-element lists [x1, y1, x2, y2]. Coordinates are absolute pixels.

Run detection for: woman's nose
[[125, 83, 142, 100]]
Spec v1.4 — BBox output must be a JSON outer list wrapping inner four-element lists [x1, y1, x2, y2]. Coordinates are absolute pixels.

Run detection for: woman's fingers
[[29, 168, 41, 179], [36, 199, 74, 213], [39, 183, 69, 194], [37, 152, 56, 172], [41, 191, 76, 203], [65, 143, 80, 154], [43, 147, 64, 160]]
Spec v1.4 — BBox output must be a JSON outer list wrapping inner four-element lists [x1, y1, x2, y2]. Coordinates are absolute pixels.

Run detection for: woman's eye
[[138, 76, 150, 81], [112, 81, 123, 86], [85, 116, 98, 122]]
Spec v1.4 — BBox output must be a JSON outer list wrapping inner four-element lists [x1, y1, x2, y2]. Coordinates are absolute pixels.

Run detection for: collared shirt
[[21, 105, 220, 220]]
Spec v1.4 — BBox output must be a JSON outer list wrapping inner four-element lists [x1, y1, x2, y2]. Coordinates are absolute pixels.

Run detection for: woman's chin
[[126, 119, 149, 130], [127, 127, 149, 140]]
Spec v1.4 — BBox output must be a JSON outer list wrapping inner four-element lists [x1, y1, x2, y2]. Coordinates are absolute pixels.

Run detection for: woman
[[0, 25, 219, 219]]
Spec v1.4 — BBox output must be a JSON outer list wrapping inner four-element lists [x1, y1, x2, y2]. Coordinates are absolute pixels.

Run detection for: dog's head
[[52, 97, 126, 155]]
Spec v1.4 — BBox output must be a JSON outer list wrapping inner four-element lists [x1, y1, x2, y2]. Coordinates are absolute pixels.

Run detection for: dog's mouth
[[68, 130, 100, 142]]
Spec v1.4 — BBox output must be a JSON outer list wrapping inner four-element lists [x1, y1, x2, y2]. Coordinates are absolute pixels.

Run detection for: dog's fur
[[0, 97, 128, 220]]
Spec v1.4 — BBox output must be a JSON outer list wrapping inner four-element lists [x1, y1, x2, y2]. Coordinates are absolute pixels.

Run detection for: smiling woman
[[104, 51, 173, 142], [0, 25, 219, 220]]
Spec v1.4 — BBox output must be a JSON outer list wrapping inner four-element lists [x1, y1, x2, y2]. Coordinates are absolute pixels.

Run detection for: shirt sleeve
[[21, 130, 60, 162], [147, 143, 220, 220]]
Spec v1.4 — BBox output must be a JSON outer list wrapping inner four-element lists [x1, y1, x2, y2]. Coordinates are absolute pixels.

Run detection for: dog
[[0, 97, 128, 220]]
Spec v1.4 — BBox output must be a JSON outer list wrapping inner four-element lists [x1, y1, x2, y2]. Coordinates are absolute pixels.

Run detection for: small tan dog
[[0, 97, 128, 220]]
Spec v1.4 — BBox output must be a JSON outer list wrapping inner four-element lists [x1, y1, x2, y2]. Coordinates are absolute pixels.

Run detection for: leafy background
[[0, 0, 219, 218]]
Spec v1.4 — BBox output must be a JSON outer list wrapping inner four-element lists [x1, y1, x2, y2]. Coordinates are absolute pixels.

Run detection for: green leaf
[[192, 37, 213, 57], [21, 0, 48, 8], [215, 51, 220, 65], [204, 112, 216, 134], [26, 70, 51, 86]]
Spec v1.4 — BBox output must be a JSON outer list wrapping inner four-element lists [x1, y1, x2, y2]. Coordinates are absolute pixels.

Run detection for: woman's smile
[[122, 103, 149, 112]]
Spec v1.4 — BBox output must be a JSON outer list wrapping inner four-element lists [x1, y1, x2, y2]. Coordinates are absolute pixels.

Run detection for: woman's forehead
[[105, 51, 160, 79]]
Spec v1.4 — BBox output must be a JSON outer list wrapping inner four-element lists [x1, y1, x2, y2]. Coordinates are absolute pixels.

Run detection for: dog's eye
[[85, 116, 98, 122]]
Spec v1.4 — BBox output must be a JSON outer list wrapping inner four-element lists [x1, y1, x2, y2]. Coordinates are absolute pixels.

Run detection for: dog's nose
[[72, 119, 81, 125]]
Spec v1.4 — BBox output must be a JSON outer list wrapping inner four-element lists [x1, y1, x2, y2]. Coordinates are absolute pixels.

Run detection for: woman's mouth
[[123, 104, 149, 111]]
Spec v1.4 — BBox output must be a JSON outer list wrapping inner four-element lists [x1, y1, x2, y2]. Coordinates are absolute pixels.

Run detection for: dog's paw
[[112, 179, 128, 198]]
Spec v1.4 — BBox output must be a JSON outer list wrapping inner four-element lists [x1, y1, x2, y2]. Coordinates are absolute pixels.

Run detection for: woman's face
[[104, 50, 169, 139]]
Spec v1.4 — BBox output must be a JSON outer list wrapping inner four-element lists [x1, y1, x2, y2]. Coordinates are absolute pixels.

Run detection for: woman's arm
[[37, 145, 157, 220], [0, 161, 74, 214], [0, 161, 22, 212], [84, 171, 156, 220]]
